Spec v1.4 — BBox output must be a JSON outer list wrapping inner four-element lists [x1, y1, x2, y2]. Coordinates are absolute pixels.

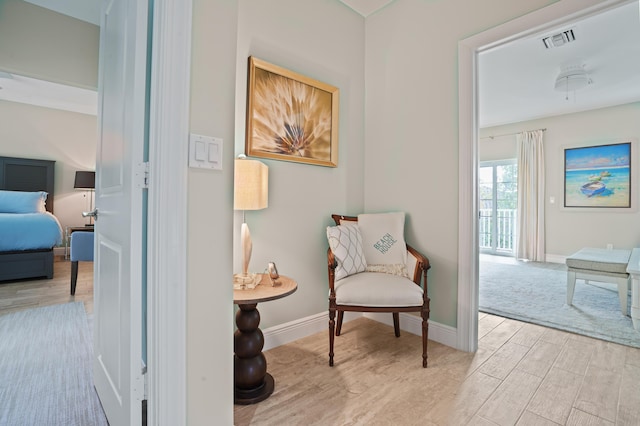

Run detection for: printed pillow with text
[[357, 212, 408, 277]]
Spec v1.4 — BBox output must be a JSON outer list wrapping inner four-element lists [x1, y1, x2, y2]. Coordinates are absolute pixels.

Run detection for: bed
[[0, 156, 62, 281]]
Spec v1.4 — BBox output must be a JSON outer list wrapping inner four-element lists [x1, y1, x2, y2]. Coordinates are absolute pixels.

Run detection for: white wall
[[0, 100, 97, 233], [233, 0, 365, 329], [480, 102, 640, 257], [0, 1, 98, 241], [364, 0, 554, 328], [0, 0, 98, 88], [188, 1, 237, 423]]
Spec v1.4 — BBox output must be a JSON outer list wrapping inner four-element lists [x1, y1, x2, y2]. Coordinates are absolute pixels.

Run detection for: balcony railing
[[479, 208, 516, 252]]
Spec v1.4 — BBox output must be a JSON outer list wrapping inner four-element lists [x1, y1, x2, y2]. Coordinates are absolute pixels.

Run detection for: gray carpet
[[0, 303, 108, 426], [479, 259, 640, 348]]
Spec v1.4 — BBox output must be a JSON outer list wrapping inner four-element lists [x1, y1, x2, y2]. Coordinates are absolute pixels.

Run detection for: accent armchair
[[326, 213, 431, 367]]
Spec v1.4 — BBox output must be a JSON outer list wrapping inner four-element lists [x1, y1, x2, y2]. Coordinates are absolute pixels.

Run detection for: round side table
[[233, 274, 297, 405]]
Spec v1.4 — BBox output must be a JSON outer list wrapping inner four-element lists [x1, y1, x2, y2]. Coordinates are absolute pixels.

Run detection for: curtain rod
[[480, 128, 547, 140]]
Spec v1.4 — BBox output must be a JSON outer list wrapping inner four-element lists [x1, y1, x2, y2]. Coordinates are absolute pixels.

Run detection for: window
[[479, 161, 517, 255]]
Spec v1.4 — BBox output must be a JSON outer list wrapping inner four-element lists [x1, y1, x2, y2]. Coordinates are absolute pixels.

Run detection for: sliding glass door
[[479, 161, 517, 255]]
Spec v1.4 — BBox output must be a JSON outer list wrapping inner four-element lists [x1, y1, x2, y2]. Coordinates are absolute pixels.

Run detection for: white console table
[[627, 248, 640, 331]]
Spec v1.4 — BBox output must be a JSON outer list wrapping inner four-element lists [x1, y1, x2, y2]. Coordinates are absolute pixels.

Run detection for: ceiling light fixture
[[554, 64, 592, 100]]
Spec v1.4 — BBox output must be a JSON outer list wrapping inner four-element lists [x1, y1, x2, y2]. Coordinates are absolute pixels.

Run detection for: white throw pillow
[[326, 224, 367, 281], [358, 212, 408, 277]]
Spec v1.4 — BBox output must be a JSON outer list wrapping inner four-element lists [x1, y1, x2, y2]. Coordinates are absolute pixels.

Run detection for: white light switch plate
[[189, 133, 223, 170]]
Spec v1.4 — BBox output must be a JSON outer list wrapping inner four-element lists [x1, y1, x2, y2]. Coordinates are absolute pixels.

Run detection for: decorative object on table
[[233, 155, 268, 290], [74, 171, 96, 225], [564, 141, 631, 208], [326, 213, 431, 368], [245, 56, 339, 168], [267, 261, 279, 286]]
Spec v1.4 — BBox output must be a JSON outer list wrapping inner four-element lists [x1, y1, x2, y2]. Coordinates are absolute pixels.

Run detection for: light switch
[[195, 141, 206, 161], [189, 133, 223, 170], [208, 143, 219, 163]]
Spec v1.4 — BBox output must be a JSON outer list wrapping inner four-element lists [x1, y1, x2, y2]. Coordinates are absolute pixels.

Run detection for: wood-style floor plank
[[2, 260, 639, 425], [0, 258, 93, 316], [235, 314, 640, 425], [525, 367, 583, 424]]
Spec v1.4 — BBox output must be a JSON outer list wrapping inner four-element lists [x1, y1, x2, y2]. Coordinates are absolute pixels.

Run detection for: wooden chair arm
[[407, 244, 431, 286], [407, 244, 430, 270], [327, 247, 337, 294]]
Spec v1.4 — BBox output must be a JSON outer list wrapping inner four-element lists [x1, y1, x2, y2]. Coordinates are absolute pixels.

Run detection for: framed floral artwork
[[245, 57, 339, 167]]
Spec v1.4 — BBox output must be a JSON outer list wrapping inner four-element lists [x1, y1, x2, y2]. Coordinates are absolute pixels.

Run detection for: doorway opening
[[457, 0, 633, 353]]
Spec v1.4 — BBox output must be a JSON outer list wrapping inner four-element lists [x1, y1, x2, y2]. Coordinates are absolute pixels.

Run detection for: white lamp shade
[[234, 158, 268, 210]]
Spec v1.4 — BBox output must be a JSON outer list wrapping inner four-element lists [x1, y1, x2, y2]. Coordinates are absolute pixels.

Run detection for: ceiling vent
[[542, 29, 575, 49]]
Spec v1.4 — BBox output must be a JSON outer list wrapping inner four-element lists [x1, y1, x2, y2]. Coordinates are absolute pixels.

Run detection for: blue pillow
[[0, 190, 48, 213]]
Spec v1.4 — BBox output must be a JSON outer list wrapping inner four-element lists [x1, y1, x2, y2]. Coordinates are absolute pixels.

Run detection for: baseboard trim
[[545, 253, 566, 264], [263, 311, 457, 351], [363, 312, 458, 349]]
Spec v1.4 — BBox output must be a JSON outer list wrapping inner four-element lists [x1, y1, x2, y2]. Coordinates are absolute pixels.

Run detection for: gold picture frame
[[246, 57, 339, 167]]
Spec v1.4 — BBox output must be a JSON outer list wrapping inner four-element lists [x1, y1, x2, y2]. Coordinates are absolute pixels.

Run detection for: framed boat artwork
[[564, 141, 631, 208], [245, 57, 339, 167]]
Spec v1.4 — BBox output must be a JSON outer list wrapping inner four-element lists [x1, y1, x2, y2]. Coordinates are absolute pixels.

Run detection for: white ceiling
[[0, 72, 97, 115], [339, 0, 395, 17], [2, 1, 639, 124], [479, 1, 640, 127], [23, 0, 100, 25]]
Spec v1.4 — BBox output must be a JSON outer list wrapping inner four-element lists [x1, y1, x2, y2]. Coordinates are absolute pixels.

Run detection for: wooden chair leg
[[329, 307, 335, 366], [422, 304, 430, 368], [392, 312, 400, 337], [71, 261, 79, 295], [336, 311, 344, 336]]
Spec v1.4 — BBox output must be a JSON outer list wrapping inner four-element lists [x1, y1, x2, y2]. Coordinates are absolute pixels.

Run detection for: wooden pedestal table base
[[233, 274, 297, 405]]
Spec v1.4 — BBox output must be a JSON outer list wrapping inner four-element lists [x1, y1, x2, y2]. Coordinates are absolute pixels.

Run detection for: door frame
[[456, 0, 632, 352], [146, 0, 192, 423]]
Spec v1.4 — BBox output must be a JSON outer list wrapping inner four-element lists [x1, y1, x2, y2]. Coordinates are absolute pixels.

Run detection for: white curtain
[[516, 130, 545, 261]]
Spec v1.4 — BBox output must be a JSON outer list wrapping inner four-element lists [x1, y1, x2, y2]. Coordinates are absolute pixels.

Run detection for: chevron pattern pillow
[[327, 224, 367, 281]]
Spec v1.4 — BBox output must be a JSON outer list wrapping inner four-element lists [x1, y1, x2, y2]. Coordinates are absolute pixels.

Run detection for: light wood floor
[[235, 314, 640, 426], [0, 257, 94, 316], [3, 261, 639, 425]]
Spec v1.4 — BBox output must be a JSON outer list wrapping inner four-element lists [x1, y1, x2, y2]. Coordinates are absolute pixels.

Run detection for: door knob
[[82, 208, 99, 221]]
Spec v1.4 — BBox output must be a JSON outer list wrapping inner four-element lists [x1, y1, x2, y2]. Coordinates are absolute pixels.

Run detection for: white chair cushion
[[327, 224, 367, 280], [334, 272, 423, 307]]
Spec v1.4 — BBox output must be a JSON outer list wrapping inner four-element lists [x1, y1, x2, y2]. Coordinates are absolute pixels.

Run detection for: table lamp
[[233, 155, 268, 289], [74, 171, 95, 226]]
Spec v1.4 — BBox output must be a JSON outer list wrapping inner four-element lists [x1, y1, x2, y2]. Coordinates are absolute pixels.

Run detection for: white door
[[93, 0, 148, 424]]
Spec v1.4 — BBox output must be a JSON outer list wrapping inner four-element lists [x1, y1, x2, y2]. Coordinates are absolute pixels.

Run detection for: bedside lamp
[[234, 155, 268, 289], [74, 171, 95, 226]]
